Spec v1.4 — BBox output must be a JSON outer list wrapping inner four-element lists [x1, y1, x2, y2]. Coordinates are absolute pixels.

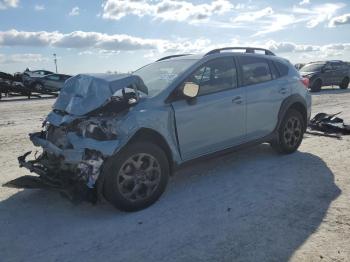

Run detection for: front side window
[[187, 57, 237, 96], [300, 63, 325, 72], [238, 56, 272, 86]]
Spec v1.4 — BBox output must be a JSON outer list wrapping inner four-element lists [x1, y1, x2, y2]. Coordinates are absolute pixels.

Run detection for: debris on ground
[[307, 112, 350, 139]]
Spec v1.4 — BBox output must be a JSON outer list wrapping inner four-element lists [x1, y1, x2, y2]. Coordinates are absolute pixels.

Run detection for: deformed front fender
[[108, 104, 182, 165]]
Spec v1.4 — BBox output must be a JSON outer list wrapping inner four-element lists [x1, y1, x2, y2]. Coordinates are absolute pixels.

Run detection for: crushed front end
[[3, 73, 147, 203]]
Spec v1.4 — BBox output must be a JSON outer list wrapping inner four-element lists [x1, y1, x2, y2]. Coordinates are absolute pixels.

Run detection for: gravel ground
[[0, 88, 350, 262]]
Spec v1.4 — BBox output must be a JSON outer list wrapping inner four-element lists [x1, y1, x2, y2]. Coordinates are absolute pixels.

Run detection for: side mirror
[[182, 82, 199, 99], [322, 67, 331, 73]]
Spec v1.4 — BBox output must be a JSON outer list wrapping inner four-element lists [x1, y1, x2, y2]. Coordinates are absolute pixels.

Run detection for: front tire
[[310, 79, 322, 92], [271, 109, 305, 154], [103, 142, 169, 212], [339, 77, 349, 89]]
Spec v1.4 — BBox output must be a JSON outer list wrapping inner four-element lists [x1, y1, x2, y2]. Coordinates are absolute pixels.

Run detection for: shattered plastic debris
[[77, 151, 104, 188], [307, 112, 350, 138]]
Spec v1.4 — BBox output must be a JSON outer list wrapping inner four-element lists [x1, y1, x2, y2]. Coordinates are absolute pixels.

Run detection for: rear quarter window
[[274, 61, 289, 77], [238, 56, 272, 86]]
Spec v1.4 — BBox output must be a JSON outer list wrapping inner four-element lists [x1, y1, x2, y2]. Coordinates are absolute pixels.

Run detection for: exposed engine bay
[[3, 74, 148, 202]]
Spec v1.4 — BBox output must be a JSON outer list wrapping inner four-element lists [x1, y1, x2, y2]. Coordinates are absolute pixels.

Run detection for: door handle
[[279, 88, 287, 95], [232, 96, 243, 104]]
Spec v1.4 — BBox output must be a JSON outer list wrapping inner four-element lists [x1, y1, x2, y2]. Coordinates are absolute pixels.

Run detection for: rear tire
[[271, 109, 305, 154], [103, 142, 169, 212], [339, 77, 349, 89], [310, 79, 322, 92]]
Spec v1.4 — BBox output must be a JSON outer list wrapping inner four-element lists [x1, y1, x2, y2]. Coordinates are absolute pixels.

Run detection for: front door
[[171, 57, 246, 161]]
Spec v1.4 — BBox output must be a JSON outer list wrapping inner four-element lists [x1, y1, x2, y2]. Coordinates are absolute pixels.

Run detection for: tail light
[[300, 77, 309, 88]]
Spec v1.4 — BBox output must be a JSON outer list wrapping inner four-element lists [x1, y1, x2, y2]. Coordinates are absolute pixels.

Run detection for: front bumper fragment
[[30, 132, 85, 163], [3, 151, 98, 203]]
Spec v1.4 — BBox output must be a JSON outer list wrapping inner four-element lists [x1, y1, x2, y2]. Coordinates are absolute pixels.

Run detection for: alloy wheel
[[283, 117, 302, 148], [116, 153, 161, 202]]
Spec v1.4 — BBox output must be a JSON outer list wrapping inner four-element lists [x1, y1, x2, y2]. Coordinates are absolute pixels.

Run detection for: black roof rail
[[156, 54, 192, 62], [205, 47, 276, 56], [309, 60, 343, 63]]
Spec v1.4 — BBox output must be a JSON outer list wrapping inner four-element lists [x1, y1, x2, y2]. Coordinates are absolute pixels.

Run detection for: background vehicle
[[0, 71, 32, 99], [0, 71, 13, 98], [22, 69, 54, 86], [10, 47, 311, 212], [32, 73, 72, 92], [299, 60, 350, 92]]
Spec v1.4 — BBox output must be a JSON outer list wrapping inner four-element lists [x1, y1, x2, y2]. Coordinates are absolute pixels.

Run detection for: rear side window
[[274, 61, 289, 77], [238, 56, 272, 86], [269, 61, 280, 79], [61, 75, 71, 81], [47, 75, 60, 80], [331, 63, 342, 70]]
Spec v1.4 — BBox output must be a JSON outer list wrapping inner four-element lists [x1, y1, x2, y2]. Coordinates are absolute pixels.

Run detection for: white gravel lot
[[0, 88, 350, 262]]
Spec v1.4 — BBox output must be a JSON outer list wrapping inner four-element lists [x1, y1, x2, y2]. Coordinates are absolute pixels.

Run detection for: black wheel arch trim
[[276, 94, 308, 133], [96, 128, 176, 201]]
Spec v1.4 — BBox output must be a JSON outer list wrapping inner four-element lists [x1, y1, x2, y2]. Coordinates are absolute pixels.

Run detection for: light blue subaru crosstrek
[[6, 47, 311, 211]]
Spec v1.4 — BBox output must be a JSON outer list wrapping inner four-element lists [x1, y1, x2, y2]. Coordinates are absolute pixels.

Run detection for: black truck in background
[[299, 60, 350, 92]]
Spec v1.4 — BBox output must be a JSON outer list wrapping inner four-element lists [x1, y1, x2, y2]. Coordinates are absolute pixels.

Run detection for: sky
[[0, 0, 350, 74]]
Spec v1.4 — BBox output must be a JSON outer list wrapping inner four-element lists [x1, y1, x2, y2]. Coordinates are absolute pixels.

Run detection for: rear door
[[171, 57, 246, 160], [237, 56, 290, 140], [331, 62, 346, 84], [322, 63, 334, 86], [44, 75, 61, 91]]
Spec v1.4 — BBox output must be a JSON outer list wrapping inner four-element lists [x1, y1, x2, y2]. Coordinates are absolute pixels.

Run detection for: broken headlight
[[77, 119, 118, 141]]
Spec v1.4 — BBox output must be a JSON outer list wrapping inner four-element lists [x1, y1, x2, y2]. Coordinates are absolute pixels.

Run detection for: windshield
[[300, 63, 324, 72], [133, 59, 197, 96]]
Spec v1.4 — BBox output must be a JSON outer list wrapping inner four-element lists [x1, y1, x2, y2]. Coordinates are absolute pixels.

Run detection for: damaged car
[[4, 47, 311, 212]]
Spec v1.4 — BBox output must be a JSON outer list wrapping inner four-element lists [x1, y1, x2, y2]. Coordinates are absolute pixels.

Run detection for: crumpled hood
[[53, 73, 148, 116]]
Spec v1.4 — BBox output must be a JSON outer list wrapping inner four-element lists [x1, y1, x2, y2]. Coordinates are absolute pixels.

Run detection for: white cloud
[[293, 3, 345, 28], [101, 0, 233, 22], [0, 30, 58, 46], [0, 0, 19, 9], [253, 14, 300, 36], [329, 13, 350, 27], [34, 4, 45, 11], [0, 29, 211, 53], [233, 7, 273, 23], [264, 40, 320, 53], [263, 40, 350, 54], [1, 29, 349, 61], [249, 2, 346, 36], [69, 6, 79, 16], [0, 53, 48, 64], [299, 0, 310, 6], [321, 43, 350, 51]]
